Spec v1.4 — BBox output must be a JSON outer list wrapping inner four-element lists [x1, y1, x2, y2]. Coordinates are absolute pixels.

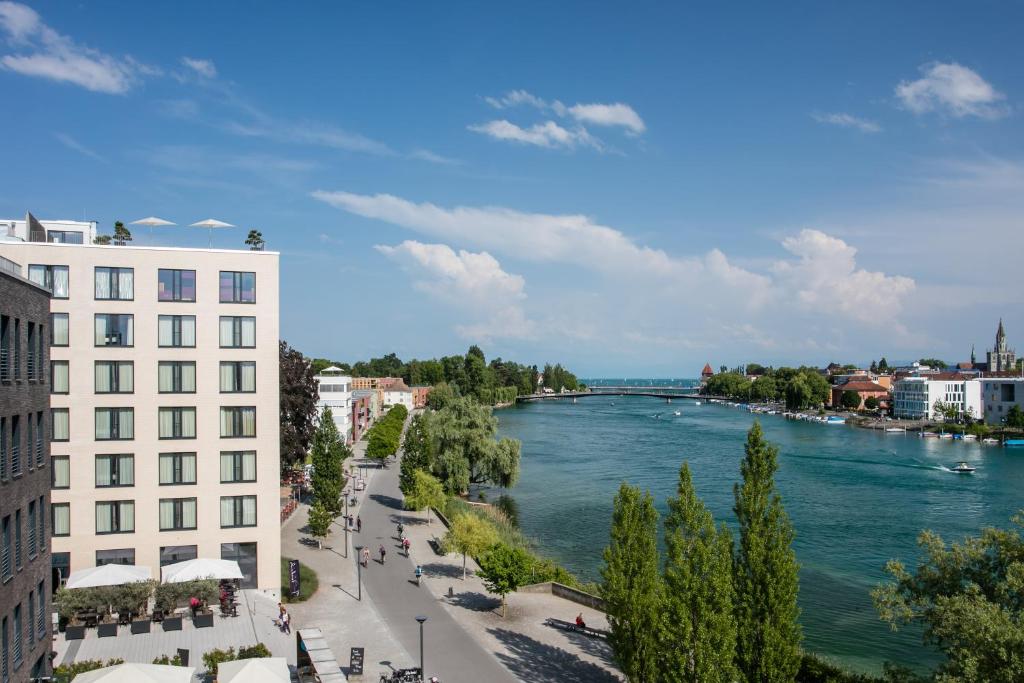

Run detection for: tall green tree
[[872, 511, 1024, 682], [404, 470, 446, 524], [477, 543, 532, 618], [663, 464, 737, 683], [399, 414, 430, 496], [280, 341, 319, 469], [841, 390, 862, 411], [602, 484, 662, 683], [733, 421, 802, 682], [310, 409, 347, 514], [443, 512, 499, 581]]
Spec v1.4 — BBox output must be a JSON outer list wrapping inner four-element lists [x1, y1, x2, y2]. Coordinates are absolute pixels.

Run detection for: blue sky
[[1, 1, 1022, 375]]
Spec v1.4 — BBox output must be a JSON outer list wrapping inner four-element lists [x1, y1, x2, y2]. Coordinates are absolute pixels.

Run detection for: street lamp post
[[354, 546, 363, 601], [342, 489, 350, 558], [415, 615, 427, 678]]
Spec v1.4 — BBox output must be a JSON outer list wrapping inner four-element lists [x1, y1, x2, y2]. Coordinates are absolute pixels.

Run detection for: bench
[[427, 537, 445, 556], [545, 617, 609, 639]]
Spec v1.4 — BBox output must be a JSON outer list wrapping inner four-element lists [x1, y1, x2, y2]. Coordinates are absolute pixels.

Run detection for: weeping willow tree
[[423, 396, 520, 495]]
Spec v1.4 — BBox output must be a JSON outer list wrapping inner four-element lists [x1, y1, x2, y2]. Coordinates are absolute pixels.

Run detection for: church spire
[[971, 344, 976, 364], [997, 318, 1007, 351]]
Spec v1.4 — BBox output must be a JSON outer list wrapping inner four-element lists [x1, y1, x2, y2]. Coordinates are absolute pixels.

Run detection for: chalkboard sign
[[350, 647, 364, 675], [289, 559, 301, 597]]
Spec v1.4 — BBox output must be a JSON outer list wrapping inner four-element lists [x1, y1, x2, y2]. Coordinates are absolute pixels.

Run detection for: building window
[[159, 498, 197, 531], [158, 452, 196, 485], [36, 499, 44, 553], [34, 412, 42, 468], [0, 315, 10, 382], [95, 548, 135, 566], [219, 271, 256, 303], [27, 265, 68, 299], [95, 500, 134, 534], [26, 502, 35, 560], [51, 456, 70, 489], [12, 320, 18, 381], [220, 542, 257, 589], [1, 516, 10, 582], [0, 418, 7, 482], [51, 408, 69, 441], [157, 269, 196, 302], [11, 606, 19, 670], [220, 407, 256, 438], [158, 361, 196, 393], [159, 407, 196, 439], [95, 361, 134, 393], [220, 451, 256, 483], [50, 313, 68, 350], [24, 418, 32, 472], [35, 584, 44, 640], [160, 545, 197, 566], [26, 591, 33, 649], [95, 454, 134, 487], [1, 616, 6, 682], [94, 314, 133, 347], [52, 503, 69, 537], [95, 408, 134, 440], [14, 510, 21, 570], [219, 316, 256, 348], [220, 362, 256, 393], [157, 315, 196, 348], [220, 496, 257, 528], [47, 230, 83, 244], [50, 360, 69, 394], [10, 417, 19, 477], [94, 267, 134, 300], [26, 323, 35, 380]]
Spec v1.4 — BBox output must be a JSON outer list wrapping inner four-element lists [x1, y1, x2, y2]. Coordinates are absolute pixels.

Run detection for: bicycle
[[379, 668, 422, 683]]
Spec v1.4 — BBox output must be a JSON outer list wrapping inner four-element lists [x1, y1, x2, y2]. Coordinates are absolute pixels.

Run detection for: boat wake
[[783, 452, 956, 472]]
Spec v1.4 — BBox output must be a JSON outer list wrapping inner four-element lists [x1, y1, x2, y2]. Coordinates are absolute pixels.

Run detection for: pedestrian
[[403, 537, 411, 556], [397, 522, 404, 539], [356, 516, 362, 532], [379, 544, 386, 564], [189, 596, 200, 618], [414, 565, 423, 586], [281, 609, 291, 634], [361, 547, 370, 567]]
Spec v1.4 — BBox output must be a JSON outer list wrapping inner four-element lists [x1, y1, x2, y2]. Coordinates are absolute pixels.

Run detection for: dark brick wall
[[0, 269, 52, 680]]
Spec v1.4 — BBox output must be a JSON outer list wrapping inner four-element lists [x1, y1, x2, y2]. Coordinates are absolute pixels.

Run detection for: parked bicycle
[[379, 668, 422, 683]]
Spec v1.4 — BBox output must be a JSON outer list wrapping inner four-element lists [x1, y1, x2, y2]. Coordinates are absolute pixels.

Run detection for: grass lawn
[[281, 557, 319, 603]]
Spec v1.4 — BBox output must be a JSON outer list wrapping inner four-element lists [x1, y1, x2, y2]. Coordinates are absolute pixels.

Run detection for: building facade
[[0, 257, 52, 680], [383, 380, 414, 412], [981, 378, 1024, 425], [411, 386, 432, 409], [0, 241, 281, 594], [315, 368, 353, 444], [986, 319, 1017, 373], [351, 392, 372, 443], [1, 214, 98, 245], [829, 381, 890, 410], [892, 375, 981, 421]]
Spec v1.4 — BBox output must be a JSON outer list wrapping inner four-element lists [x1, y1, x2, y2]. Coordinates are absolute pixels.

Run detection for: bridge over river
[[517, 386, 705, 403]]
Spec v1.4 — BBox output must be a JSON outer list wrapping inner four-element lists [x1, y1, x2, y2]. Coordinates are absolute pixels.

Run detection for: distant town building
[[892, 374, 981, 421], [411, 385, 432, 409], [700, 363, 714, 382], [981, 377, 1024, 425], [383, 380, 414, 411], [1, 213, 98, 245], [0, 255, 53, 679], [830, 381, 890, 410], [986, 319, 1016, 373], [351, 391, 373, 442], [315, 367, 353, 444]]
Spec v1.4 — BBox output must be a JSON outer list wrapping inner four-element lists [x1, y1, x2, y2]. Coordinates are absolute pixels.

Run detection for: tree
[[601, 484, 662, 683], [443, 512, 498, 581], [425, 397, 520, 494], [112, 221, 132, 246], [733, 421, 802, 682], [365, 405, 407, 462], [280, 341, 319, 469], [1005, 405, 1024, 428], [750, 376, 778, 403], [400, 415, 430, 496], [864, 396, 881, 411], [426, 381, 459, 410], [477, 543, 531, 618], [663, 464, 737, 683], [840, 390, 862, 411], [93, 234, 112, 245], [245, 229, 265, 250], [404, 470, 446, 524], [306, 503, 333, 548], [872, 511, 1024, 682], [918, 358, 947, 369], [870, 360, 879, 374], [878, 357, 889, 372], [784, 375, 812, 410], [310, 409, 346, 514]]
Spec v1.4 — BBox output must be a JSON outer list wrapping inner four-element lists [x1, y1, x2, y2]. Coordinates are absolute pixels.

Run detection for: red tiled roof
[[835, 381, 888, 393], [702, 363, 714, 375]]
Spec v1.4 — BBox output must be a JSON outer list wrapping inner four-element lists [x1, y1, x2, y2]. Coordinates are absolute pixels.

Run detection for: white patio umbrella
[[189, 218, 235, 247], [218, 657, 290, 683], [161, 558, 243, 583], [130, 216, 176, 240], [65, 563, 152, 589], [73, 663, 195, 683]]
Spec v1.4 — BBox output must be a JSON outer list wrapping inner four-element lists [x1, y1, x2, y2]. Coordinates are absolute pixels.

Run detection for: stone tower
[[986, 319, 1017, 372]]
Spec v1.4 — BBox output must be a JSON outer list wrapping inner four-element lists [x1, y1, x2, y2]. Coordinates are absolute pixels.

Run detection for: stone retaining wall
[[520, 582, 606, 612]]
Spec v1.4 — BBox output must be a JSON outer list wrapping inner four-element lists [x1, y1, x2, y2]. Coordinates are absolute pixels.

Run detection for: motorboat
[[938, 433, 953, 440], [962, 434, 977, 441], [920, 432, 938, 438], [885, 427, 906, 433], [982, 438, 1000, 445], [951, 462, 976, 474], [694, 401, 702, 406], [673, 410, 681, 416], [826, 416, 846, 425]]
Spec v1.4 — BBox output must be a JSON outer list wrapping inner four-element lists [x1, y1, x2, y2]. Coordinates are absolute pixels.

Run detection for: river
[[493, 390, 1024, 673]]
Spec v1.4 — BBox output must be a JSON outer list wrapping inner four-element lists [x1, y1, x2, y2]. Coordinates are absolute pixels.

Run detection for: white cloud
[[468, 119, 601, 150], [811, 111, 881, 133], [484, 89, 548, 110], [408, 149, 462, 165], [0, 1, 154, 93], [181, 57, 216, 79], [568, 103, 645, 135], [376, 240, 535, 340], [895, 62, 1007, 119], [225, 118, 395, 156], [53, 132, 106, 162]]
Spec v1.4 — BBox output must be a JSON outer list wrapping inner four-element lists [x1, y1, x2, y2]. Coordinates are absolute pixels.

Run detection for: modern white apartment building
[[0, 240, 281, 594], [892, 375, 981, 421], [315, 367, 353, 444], [981, 377, 1024, 424], [0, 215, 98, 245]]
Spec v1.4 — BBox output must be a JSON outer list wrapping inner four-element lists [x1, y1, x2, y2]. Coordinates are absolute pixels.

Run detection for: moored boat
[[982, 438, 1000, 445], [962, 434, 977, 441], [885, 427, 906, 433], [1005, 439, 1024, 447], [920, 432, 938, 438]]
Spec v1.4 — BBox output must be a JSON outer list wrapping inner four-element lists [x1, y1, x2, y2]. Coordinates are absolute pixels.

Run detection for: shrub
[[238, 643, 272, 659], [152, 653, 184, 666], [202, 647, 236, 675], [54, 658, 124, 679]]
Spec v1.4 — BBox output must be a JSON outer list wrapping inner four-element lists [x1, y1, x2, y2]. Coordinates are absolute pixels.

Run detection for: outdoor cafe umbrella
[[73, 663, 196, 683], [65, 563, 152, 589], [189, 218, 234, 247], [160, 558, 243, 583], [130, 216, 176, 240], [218, 657, 290, 683]]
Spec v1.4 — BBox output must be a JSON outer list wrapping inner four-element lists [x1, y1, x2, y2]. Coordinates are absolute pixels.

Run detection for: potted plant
[[154, 583, 183, 631], [188, 579, 219, 628], [54, 587, 96, 640], [111, 580, 155, 635]]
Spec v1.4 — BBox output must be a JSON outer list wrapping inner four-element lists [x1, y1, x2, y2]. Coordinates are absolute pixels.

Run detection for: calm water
[[494, 393, 1024, 673]]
